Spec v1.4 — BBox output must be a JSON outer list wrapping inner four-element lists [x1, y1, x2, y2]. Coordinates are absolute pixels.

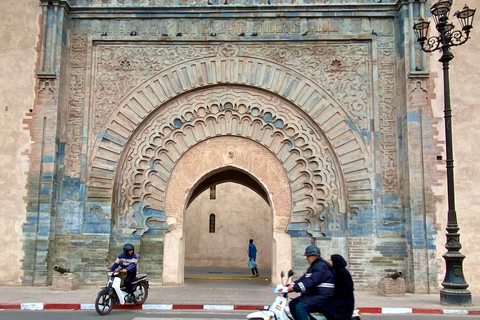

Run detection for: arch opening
[[185, 178, 272, 272], [186, 168, 270, 208], [163, 136, 293, 285]]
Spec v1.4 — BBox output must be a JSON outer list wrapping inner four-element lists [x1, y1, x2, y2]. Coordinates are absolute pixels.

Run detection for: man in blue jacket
[[108, 243, 138, 301], [248, 239, 259, 277], [287, 245, 335, 320]]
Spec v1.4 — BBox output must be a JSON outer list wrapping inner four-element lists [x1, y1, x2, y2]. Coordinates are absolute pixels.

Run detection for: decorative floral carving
[[241, 43, 369, 130], [71, 0, 395, 5], [378, 40, 398, 193], [217, 43, 240, 57], [65, 31, 88, 177], [93, 44, 217, 136]]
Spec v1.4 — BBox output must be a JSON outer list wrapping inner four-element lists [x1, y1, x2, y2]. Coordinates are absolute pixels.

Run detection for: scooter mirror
[[280, 271, 285, 278], [288, 270, 294, 278]]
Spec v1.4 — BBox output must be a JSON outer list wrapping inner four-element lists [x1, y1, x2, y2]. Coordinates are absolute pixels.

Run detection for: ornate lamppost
[[413, 0, 476, 306]]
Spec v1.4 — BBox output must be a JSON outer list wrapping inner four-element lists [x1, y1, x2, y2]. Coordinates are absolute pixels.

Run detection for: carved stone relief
[[84, 40, 374, 238], [70, 0, 397, 6], [241, 43, 370, 130], [378, 39, 398, 193], [65, 30, 88, 177], [116, 86, 343, 234], [61, 18, 378, 239], [93, 44, 217, 137], [93, 41, 370, 140], [88, 54, 372, 209]]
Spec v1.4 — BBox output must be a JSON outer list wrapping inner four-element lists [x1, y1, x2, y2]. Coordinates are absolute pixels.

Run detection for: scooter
[[95, 266, 149, 315], [246, 270, 361, 320]]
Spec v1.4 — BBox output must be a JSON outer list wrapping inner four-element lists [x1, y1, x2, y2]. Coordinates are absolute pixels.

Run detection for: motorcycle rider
[[287, 245, 335, 320], [107, 243, 137, 302], [323, 254, 355, 320]]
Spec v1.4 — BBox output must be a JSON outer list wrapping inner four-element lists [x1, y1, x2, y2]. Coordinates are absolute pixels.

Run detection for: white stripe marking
[[203, 305, 234, 310], [142, 304, 173, 310], [20, 303, 43, 310], [443, 309, 468, 314], [382, 308, 412, 314], [80, 303, 96, 310]]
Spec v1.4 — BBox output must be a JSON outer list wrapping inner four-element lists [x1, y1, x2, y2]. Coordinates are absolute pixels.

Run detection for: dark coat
[[292, 257, 335, 308], [109, 252, 138, 272], [323, 254, 354, 320]]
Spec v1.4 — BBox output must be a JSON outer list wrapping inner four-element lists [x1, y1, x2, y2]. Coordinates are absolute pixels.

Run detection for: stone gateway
[[1, 0, 478, 296]]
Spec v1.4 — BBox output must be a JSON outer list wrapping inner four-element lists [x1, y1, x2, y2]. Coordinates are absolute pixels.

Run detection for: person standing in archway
[[248, 239, 259, 277]]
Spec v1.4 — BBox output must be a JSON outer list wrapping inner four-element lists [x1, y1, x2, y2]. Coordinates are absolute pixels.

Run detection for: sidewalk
[[1, 268, 479, 316]]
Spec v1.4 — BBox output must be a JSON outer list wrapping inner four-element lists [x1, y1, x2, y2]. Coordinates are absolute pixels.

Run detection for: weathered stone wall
[[17, 2, 418, 289], [0, 0, 40, 285], [0, 0, 477, 295], [429, 0, 480, 295]]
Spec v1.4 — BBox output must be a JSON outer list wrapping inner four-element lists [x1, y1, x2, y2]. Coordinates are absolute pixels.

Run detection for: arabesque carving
[[242, 42, 370, 130], [94, 44, 217, 136], [93, 42, 370, 140], [378, 39, 398, 193], [69, 0, 397, 6], [65, 30, 88, 177], [115, 86, 343, 234], [88, 54, 373, 224]]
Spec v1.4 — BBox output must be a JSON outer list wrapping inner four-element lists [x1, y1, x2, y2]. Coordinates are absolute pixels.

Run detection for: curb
[[1, 303, 479, 315]]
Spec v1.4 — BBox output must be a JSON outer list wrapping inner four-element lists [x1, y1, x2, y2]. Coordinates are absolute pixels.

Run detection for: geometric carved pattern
[[65, 31, 88, 177], [118, 86, 341, 233], [378, 39, 398, 193], [73, 1, 395, 8], [87, 55, 373, 234], [92, 42, 370, 139]]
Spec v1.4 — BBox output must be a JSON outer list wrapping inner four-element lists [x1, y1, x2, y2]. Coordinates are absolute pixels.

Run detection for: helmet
[[304, 245, 321, 257], [123, 243, 134, 255]]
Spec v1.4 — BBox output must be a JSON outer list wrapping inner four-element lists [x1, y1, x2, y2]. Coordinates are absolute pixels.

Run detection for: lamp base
[[440, 288, 472, 306]]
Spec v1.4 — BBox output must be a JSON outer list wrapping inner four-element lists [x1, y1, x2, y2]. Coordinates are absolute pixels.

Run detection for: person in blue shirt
[[107, 243, 137, 301], [248, 239, 259, 277], [287, 245, 335, 320]]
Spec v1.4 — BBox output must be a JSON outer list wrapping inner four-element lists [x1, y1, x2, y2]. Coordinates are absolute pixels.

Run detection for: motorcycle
[[246, 270, 361, 320], [95, 266, 149, 315]]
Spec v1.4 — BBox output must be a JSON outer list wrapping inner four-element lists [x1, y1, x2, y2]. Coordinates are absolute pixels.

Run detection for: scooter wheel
[[133, 282, 149, 305], [95, 288, 114, 315]]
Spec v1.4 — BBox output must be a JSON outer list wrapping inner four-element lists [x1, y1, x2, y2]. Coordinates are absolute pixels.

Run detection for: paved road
[[0, 310, 476, 320]]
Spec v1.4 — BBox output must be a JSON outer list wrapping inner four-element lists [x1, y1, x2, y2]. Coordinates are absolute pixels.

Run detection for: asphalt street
[[0, 310, 478, 320]]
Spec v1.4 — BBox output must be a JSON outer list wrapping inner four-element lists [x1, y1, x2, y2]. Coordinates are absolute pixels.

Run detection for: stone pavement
[[0, 267, 479, 316]]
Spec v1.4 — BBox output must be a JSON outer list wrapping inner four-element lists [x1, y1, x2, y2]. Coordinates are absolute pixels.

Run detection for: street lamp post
[[413, 0, 476, 306]]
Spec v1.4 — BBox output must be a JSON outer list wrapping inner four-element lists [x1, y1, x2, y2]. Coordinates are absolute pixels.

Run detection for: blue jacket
[[292, 257, 335, 308], [248, 243, 257, 259], [110, 253, 138, 272]]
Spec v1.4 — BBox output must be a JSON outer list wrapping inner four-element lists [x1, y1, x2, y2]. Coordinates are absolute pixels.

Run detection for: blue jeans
[[289, 298, 316, 320]]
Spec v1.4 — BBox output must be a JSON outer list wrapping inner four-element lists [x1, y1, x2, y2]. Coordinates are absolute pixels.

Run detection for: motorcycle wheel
[[133, 282, 149, 305], [95, 288, 114, 315]]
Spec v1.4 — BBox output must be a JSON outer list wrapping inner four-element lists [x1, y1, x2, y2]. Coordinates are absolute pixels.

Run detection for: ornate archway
[[86, 55, 373, 283], [164, 137, 291, 285]]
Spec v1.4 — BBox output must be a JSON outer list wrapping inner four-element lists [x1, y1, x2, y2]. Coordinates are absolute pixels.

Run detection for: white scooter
[[95, 266, 149, 315], [246, 270, 361, 320]]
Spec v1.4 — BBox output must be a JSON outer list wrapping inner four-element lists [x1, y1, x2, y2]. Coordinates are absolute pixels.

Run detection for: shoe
[[250, 275, 256, 277], [255, 274, 259, 277]]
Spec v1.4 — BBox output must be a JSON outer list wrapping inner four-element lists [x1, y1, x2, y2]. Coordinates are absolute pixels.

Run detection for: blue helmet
[[304, 245, 320, 257], [123, 243, 134, 255]]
